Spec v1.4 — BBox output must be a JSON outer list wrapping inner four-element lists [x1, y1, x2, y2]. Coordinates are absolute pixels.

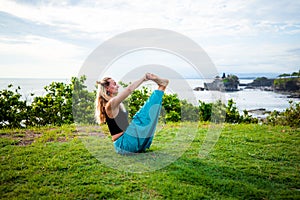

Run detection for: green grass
[[0, 123, 299, 199]]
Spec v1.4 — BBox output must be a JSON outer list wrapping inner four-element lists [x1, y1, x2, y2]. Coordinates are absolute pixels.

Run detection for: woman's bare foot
[[146, 73, 169, 87]]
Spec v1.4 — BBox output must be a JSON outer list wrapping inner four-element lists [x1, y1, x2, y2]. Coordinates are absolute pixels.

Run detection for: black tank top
[[105, 108, 129, 136]]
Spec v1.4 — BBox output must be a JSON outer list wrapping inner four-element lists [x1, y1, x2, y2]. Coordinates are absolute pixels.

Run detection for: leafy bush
[[125, 86, 193, 122], [180, 100, 199, 122], [30, 81, 73, 126], [126, 86, 150, 119], [199, 99, 258, 124], [0, 85, 31, 128], [211, 100, 226, 123], [240, 110, 258, 124], [199, 100, 213, 121], [226, 99, 241, 123], [0, 76, 95, 128], [162, 93, 181, 122], [266, 101, 300, 127], [8, 78, 296, 128], [72, 76, 96, 124]]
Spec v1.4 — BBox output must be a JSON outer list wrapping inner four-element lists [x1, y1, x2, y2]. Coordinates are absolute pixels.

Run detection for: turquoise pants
[[113, 90, 164, 154]]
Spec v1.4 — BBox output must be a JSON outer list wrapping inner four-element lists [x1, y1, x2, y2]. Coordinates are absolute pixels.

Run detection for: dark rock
[[204, 74, 239, 92], [286, 94, 300, 98], [248, 77, 275, 87], [274, 77, 300, 92], [193, 87, 205, 91]]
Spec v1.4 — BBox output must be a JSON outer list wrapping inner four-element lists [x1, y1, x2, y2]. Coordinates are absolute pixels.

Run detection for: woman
[[95, 73, 169, 154]]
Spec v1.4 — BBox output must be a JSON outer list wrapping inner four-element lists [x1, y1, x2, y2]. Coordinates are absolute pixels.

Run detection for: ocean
[[0, 78, 70, 102], [187, 78, 299, 116], [1, 78, 299, 116]]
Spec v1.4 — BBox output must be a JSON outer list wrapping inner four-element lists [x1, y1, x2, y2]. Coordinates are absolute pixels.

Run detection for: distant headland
[[193, 70, 300, 98]]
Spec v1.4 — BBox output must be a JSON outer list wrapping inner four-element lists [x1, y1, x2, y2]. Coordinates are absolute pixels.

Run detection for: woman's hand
[[144, 73, 151, 81]]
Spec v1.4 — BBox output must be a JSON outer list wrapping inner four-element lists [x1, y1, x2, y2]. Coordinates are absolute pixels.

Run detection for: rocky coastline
[[192, 72, 300, 118], [193, 74, 300, 98]]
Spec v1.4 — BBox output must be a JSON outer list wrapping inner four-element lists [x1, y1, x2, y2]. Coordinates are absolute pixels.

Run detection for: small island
[[199, 73, 240, 92]]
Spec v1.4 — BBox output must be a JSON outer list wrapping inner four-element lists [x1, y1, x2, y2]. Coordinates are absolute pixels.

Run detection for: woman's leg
[[115, 90, 164, 153], [132, 90, 164, 126]]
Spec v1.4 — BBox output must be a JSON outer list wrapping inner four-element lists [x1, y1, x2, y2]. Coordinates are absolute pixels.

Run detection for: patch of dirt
[[75, 125, 107, 138], [0, 130, 41, 146], [1, 126, 107, 146]]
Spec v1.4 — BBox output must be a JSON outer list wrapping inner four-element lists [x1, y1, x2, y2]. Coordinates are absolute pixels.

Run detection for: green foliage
[[255, 77, 268, 81], [281, 101, 300, 127], [291, 70, 300, 77], [278, 73, 290, 77], [266, 101, 300, 127], [3, 78, 298, 128], [30, 81, 73, 126], [127, 86, 150, 119], [222, 74, 239, 84], [277, 70, 300, 78], [126, 87, 190, 122], [199, 100, 227, 123], [0, 76, 95, 128], [0, 85, 31, 128], [278, 70, 300, 78], [274, 77, 300, 91], [199, 99, 257, 124], [164, 110, 181, 122], [180, 100, 199, 122], [72, 76, 96, 124], [225, 99, 241, 123], [199, 100, 212, 121], [211, 100, 226, 123], [240, 110, 259, 124], [162, 93, 181, 122], [266, 110, 280, 126]]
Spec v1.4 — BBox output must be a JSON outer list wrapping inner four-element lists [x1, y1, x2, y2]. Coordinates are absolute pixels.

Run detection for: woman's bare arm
[[106, 75, 147, 117]]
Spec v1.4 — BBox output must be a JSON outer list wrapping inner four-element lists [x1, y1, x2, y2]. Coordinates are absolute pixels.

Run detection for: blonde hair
[[95, 77, 112, 124]]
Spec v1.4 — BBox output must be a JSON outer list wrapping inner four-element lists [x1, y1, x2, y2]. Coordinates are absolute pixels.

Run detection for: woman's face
[[106, 79, 119, 95]]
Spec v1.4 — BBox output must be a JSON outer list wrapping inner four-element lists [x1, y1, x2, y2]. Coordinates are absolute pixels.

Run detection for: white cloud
[[0, 0, 299, 78], [205, 41, 300, 74], [0, 35, 86, 59], [0, 35, 89, 78], [1, 0, 299, 38]]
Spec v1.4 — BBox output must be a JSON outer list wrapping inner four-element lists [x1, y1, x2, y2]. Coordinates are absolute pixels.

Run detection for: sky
[[0, 0, 300, 78]]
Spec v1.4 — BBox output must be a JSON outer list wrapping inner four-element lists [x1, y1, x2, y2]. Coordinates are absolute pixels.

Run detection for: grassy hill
[[0, 123, 299, 199]]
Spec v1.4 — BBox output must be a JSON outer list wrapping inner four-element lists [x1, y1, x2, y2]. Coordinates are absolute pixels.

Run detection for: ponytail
[[95, 77, 111, 124]]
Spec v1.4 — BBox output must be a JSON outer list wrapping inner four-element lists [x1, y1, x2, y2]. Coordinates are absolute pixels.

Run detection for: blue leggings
[[113, 90, 164, 154]]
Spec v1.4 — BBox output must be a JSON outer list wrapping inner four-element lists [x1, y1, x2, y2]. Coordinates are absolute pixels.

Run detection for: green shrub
[[127, 86, 150, 119], [211, 100, 226, 123], [0, 85, 31, 128], [225, 99, 240, 123], [199, 100, 213, 121], [30, 81, 73, 126], [199, 99, 258, 124], [0, 76, 95, 128], [126, 86, 194, 122], [72, 76, 96, 124], [240, 110, 258, 124], [180, 100, 199, 122], [266, 101, 300, 127], [162, 93, 181, 122]]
